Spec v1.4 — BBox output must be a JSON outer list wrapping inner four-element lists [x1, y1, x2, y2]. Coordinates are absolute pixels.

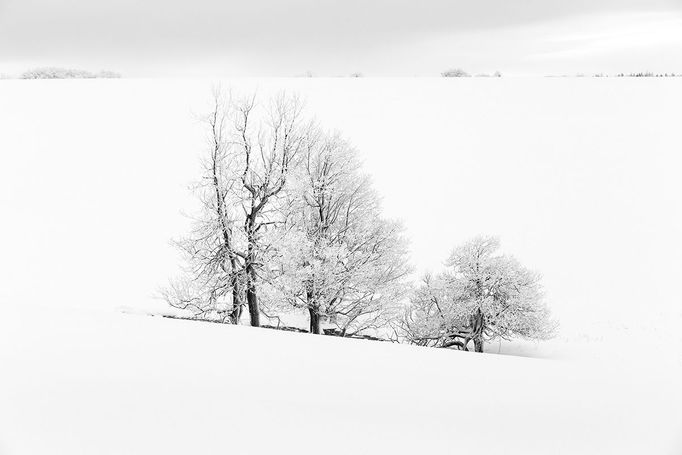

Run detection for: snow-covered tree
[[268, 131, 412, 335], [161, 91, 245, 323], [227, 93, 310, 327], [163, 90, 310, 327], [400, 237, 555, 352]]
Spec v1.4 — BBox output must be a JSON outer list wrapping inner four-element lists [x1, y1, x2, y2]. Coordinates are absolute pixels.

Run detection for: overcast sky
[[1, 0, 682, 75]]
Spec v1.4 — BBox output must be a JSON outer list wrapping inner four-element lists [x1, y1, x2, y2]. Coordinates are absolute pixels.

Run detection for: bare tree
[[207, 92, 245, 323], [162, 90, 244, 323], [227, 93, 309, 327], [164, 89, 310, 327]]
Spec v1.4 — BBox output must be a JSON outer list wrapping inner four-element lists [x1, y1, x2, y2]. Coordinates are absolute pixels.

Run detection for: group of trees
[[163, 90, 412, 339], [164, 90, 555, 353]]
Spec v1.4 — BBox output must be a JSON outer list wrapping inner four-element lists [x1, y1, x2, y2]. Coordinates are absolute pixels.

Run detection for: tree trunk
[[228, 262, 242, 324], [229, 306, 241, 324], [473, 337, 484, 353], [246, 285, 259, 327], [245, 265, 260, 327], [471, 308, 485, 353], [229, 286, 242, 324], [309, 307, 321, 334], [245, 218, 260, 327]]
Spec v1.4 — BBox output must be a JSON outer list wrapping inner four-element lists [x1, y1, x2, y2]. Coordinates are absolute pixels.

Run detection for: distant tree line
[[552, 72, 680, 78], [613, 72, 680, 77], [163, 89, 555, 353], [291, 69, 504, 77], [12, 67, 122, 79], [441, 68, 502, 78]]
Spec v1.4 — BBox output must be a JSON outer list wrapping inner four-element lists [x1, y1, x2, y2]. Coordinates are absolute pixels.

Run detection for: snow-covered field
[[0, 304, 680, 455], [1, 78, 681, 454]]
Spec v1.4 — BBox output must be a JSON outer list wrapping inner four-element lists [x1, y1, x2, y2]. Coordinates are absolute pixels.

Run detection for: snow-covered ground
[[0, 304, 680, 455], [1, 78, 681, 453]]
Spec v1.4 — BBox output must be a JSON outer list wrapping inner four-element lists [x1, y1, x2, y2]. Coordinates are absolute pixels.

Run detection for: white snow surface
[[1, 304, 681, 455], [1, 78, 681, 454]]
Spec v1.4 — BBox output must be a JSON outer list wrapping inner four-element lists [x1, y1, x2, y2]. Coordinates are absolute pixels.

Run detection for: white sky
[[1, 0, 682, 75]]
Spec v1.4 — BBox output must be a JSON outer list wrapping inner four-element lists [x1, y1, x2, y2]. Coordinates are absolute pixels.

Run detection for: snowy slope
[[0, 305, 680, 455]]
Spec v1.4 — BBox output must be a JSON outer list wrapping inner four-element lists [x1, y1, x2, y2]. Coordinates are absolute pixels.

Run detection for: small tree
[[400, 237, 555, 352]]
